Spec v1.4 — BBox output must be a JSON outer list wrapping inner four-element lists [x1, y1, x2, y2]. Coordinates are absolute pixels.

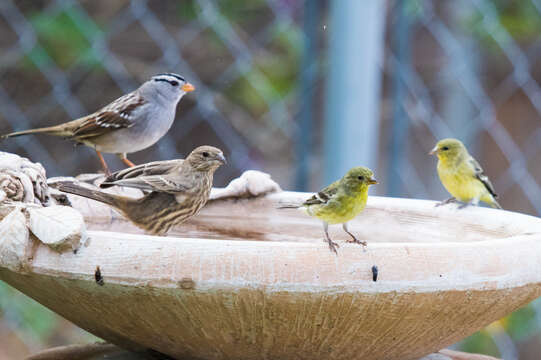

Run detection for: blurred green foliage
[[187, 0, 301, 117], [505, 304, 539, 342], [402, 0, 541, 53], [463, 0, 541, 52], [177, 1, 198, 21], [0, 282, 57, 341], [225, 23, 301, 118], [458, 304, 541, 356], [0, 281, 97, 352], [460, 330, 500, 358], [217, 0, 270, 31], [26, 7, 102, 69]]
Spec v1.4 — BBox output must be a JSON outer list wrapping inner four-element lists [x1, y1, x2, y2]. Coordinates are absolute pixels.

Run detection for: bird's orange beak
[[429, 146, 438, 155], [182, 83, 195, 92], [368, 177, 378, 185]]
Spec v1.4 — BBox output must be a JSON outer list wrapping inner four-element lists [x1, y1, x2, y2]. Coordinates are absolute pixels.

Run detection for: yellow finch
[[430, 138, 501, 209], [52, 146, 226, 235], [281, 166, 377, 254]]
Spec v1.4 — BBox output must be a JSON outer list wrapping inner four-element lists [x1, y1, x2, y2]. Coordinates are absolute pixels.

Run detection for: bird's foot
[[345, 236, 368, 251], [345, 236, 367, 245], [342, 226, 368, 251], [325, 238, 339, 254], [435, 197, 457, 207], [457, 202, 471, 210]]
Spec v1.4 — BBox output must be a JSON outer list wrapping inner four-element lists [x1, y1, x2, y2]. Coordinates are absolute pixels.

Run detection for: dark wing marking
[[303, 181, 339, 206], [470, 157, 498, 198], [71, 113, 132, 139], [71, 93, 145, 139], [101, 160, 182, 188], [105, 175, 189, 193]]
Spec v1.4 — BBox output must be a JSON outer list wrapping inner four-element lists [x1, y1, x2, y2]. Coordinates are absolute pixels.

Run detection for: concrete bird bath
[[0, 154, 538, 360]]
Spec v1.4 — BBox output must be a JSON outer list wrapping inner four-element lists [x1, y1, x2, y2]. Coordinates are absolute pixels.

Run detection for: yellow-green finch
[[430, 138, 501, 209], [281, 166, 377, 254]]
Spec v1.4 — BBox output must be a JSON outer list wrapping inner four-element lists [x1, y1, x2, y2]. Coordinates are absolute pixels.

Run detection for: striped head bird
[[1, 73, 195, 175]]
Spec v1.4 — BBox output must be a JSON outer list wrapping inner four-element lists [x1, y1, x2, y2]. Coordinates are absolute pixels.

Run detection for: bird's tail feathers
[[482, 193, 502, 209], [2, 125, 71, 139], [491, 198, 502, 209], [53, 181, 121, 208]]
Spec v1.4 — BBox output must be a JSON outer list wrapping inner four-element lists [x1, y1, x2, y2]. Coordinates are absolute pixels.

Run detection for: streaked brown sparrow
[[51, 146, 226, 235]]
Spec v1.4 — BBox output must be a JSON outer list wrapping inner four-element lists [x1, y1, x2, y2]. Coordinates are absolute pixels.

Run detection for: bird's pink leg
[[435, 197, 457, 207], [95, 150, 111, 176], [118, 153, 136, 168], [342, 223, 367, 247], [323, 222, 339, 254]]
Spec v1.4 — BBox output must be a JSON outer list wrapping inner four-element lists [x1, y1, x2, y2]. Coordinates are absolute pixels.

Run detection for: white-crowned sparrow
[[2, 73, 195, 174], [52, 146, 226, 235]]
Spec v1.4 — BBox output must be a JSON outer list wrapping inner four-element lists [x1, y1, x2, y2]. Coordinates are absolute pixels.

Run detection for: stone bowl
[[2, 192, 540, 360]]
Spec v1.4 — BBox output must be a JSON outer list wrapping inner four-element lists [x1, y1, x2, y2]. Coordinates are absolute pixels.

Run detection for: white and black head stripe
[[152, 73, 186, 86], [153, 73, 185, 81]]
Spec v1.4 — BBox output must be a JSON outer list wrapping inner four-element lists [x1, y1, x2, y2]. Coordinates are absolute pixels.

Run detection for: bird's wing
[[100, 160, 183, 190], [103, 174, 189, 193], [303, 181, 339, 206], [469, 157, 498, 198], [71, 92, 146, 139], [104, 160, 182, 182]]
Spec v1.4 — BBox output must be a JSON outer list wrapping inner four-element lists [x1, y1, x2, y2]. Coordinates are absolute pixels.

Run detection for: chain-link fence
[[0, 0, 306, 188], [1, 0, 541, 359]]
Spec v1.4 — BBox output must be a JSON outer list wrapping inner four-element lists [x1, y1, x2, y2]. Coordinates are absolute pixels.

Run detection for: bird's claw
[[347, 237, 368, 249], [345, 236, 367, 246], [457, 202, 471, 209], [343, 228, 368, 250], [326, 239, 339, 254], [435, 197, 457, 207]]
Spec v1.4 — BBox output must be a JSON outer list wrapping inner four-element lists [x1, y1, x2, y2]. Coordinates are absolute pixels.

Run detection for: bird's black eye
[[442, 146, 449, 151], [202, 152, 209, 157], [170, 80, 179, 86], [357, 176, 364, 181]]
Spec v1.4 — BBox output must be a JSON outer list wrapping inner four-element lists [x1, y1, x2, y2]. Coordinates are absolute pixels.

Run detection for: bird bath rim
[[20, 192, 541, 295], [67, 191, 541, 244]]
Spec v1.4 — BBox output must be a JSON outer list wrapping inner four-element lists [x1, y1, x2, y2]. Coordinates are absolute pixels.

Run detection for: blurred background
[[1, 0, 541, 359]]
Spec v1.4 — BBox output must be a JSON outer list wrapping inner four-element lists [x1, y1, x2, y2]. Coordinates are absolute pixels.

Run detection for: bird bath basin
[[1, 190, 541, 360]]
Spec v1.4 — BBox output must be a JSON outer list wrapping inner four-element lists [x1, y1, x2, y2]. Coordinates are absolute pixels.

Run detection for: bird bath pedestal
[[0, 170, 538, 359]]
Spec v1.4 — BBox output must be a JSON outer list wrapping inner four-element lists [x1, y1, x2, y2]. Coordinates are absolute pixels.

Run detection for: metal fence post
[[323, 0, 385, 185], [295, 0, 320, 191], [387, 0, 411, 197]]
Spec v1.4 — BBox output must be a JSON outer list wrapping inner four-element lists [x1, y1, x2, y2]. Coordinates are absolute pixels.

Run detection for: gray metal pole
[[295, 0, 320, 191], [323, 0, 385, 185], [387, 0, 411, 197], [440, 3, 480, 150]]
